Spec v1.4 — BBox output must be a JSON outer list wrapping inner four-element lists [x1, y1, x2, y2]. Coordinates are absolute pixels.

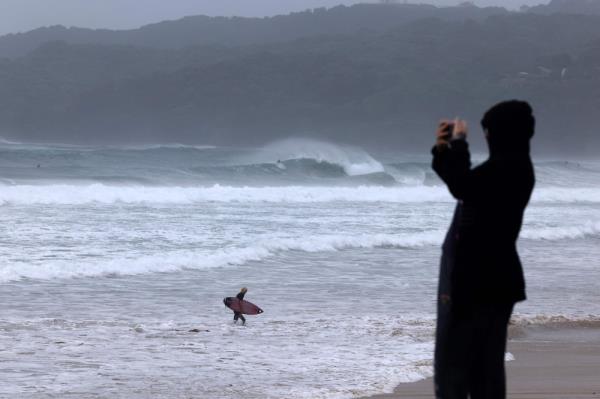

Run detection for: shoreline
[[365, 324, 600, 399]]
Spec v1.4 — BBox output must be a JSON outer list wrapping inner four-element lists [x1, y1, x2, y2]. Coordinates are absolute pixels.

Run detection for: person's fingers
[[453, 120, 468, 137], [437, 120, 450, 135], [460, 120, 468, 132], [436, 119, 454, 142]]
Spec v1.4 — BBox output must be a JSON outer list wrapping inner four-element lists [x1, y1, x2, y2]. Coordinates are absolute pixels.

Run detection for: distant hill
[[528, 0, 600, 15], [1, 4, 600, 155], [0, 4, 509, 59]]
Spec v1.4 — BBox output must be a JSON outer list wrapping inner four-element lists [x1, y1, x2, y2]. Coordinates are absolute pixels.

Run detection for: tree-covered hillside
[[0, 3, 510, 59], [1, 1, 600, 154]]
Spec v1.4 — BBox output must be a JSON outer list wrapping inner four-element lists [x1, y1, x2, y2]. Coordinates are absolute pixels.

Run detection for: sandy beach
[[366, 325, 600, 399]]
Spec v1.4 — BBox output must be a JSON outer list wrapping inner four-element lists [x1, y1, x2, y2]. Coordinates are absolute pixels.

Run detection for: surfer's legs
[[434, 302, 513, 399], [233, 312, 246, 325]]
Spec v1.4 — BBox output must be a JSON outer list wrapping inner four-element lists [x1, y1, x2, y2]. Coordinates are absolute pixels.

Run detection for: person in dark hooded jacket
[[431, 100, 535, 399]]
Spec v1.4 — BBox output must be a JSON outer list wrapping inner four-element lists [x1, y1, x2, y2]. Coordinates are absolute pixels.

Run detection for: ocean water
[[1, 138, 599, 399]]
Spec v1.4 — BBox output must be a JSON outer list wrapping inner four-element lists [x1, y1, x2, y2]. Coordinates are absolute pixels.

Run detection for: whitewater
[[1, 140, 599, 399]]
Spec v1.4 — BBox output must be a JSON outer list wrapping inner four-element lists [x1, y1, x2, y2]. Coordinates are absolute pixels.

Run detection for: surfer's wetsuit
[[233, 290, 246, 325], [431, 102, 535, 399]]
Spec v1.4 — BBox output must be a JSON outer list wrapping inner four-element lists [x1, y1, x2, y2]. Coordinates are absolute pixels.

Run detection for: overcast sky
[[0, 0, 550, 36]]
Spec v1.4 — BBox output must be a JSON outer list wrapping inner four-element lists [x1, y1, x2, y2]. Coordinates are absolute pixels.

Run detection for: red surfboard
[[223, 297, 263, 315]]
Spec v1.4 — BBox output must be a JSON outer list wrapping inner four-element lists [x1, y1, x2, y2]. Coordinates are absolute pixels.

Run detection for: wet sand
[[366, 326, 600, 399]]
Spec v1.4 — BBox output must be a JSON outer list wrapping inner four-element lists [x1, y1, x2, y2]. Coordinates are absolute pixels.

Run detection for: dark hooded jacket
[[432, 137, 535, 310]]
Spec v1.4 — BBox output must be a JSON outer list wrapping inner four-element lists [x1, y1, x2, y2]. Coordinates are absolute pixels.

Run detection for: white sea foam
[[120, 143, 217, 151], [513, 314, 600, 324], [0, 137, 22, 145], [2, 184, 600, 205], [521, 221, 600, 241], [0, 184, 450, 205], [0, 312, 436, 399], [510, 314, 600, 328], [0, 232, 443, 282], [2, 223, 599, 283], [533, 187, 600, 203]]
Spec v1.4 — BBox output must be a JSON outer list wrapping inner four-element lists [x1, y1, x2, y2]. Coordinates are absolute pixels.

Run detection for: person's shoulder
[[471, 160, 493, 174], [480, 157, 534, 184], [470, 160, 503, 185]]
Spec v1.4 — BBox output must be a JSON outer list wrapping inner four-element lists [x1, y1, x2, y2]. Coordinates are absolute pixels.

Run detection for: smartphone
[[441, 122, 454, 140]]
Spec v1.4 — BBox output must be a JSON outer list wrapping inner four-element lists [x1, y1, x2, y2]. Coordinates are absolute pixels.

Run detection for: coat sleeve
[[431, 139, 482, 201]]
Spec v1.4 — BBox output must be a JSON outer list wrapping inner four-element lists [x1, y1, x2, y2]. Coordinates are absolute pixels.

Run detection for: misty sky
[[0, 0, 550, 36]]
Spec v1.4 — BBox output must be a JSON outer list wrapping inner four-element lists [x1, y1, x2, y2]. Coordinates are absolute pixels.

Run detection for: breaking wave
[[0, 232, 442, 282], [120, 143, 217, 151], [1, 139, 600, 188], [521, 221, 600, 240], [511, 314, 600, 328], [2, 225, 599, 282], [2, 184, 600, 205], [256, 138, 385, 176], [0, 184, 449, 204], [189, 158, 398, 185]]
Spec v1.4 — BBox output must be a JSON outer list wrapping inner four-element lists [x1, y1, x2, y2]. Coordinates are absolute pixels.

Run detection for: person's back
[[437, 147, 535, 306], [236, 288, 246, 301], [432, 100, 535, 398]]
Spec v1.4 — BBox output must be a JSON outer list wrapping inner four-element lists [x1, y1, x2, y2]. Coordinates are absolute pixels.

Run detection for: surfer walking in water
[[223, 287, 263, 325], [232, 287, 247, 325]]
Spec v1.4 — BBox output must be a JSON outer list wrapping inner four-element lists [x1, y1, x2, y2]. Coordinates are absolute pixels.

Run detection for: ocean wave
[[2, 139, 600, 189], [0, 139, 217, 151], [0, 139, 395, 184], [188, 158, 399, 185], [511, 314, 600, 328], [255, 138, 385, 176], [3, 225, 599, 282], [508, 314, 600, 341], [0, 184, 450, 204], [2, 184, 600, 205], [533, 187, 600, 203], [386, 162, 431, 185], [521, 221, 600, 241], [0, 233, 443, 282], [119, 143, 217, 151], [0, 137, 23, 145]]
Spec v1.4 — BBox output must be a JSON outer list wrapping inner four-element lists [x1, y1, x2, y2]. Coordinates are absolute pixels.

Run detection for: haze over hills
[[1, 0, 600, 154]]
